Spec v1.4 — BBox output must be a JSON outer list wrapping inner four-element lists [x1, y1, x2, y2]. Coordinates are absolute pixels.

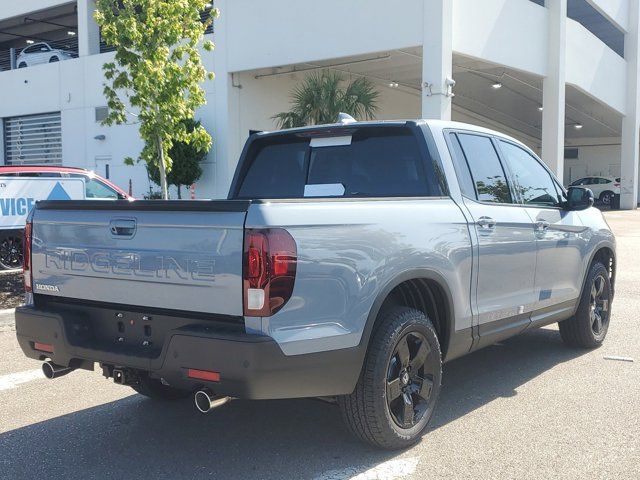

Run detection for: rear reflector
[[187, 369, 220, 382], [34, 342, 54, 353]]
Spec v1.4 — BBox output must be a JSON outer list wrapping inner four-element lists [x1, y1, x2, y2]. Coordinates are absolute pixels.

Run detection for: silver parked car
[[16, 119, 615, 449], [16, 42, 73, 68], [570, 176, 620, 206]]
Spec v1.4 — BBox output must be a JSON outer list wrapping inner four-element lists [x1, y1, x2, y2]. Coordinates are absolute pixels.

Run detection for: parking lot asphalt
[[0, 210, 638, 480]]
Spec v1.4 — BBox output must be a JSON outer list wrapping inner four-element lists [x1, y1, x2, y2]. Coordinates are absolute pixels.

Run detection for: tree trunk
[[157, 135, 169, 200], [177, 185, 182, 199]]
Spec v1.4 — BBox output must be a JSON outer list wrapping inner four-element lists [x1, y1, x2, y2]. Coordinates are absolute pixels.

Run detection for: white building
[[1, 0, 639, 208]]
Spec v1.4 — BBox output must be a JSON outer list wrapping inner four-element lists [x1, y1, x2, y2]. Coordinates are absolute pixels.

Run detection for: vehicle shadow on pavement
[[0, 327, 588, 480]]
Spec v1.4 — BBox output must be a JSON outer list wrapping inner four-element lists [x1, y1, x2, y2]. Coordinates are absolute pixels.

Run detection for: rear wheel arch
[[579, 244, 616, 302], [592, 246, 615, 288], [360, 270, 455, 361]]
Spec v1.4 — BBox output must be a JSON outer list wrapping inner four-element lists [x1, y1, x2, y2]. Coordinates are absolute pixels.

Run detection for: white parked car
[[16, 42, 73, 68], [569, 176, 620, 205]]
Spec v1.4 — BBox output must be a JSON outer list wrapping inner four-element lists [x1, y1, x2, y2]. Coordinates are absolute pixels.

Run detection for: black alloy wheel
[[0, 236, 23, 270], [386, 331, 435, 429], [559, 261, 612, 348], [589, 273, 610, 336], [338, 306, 442, 449]]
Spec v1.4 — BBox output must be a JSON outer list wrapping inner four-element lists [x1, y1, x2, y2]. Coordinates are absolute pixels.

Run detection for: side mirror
[[565, 186, 594, 211]]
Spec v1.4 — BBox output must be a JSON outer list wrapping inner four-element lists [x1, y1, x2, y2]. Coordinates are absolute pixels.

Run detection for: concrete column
[[541, 0, 567, 178], [212, 0, 240, 198], [421, 0, 453, 120], [77, 0, 100, 57], [620, 0, 640, 209]]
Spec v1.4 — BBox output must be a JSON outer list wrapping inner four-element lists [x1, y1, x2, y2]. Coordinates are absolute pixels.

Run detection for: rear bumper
[[15, 305, 363, 399]]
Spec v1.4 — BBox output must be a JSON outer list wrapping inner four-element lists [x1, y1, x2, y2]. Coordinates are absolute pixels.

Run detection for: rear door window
[[236, 127, 437, 199], [447, 133, 477, 198], [456, 133, 512, 204]]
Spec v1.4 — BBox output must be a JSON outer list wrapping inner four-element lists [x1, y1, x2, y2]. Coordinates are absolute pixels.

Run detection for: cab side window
[[456, 133, 512, 204], [498, 140, 561, 207]]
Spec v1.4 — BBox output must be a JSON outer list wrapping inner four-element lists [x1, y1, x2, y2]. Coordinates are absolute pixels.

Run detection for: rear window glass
[[236, 128, 436, 199], [237, 140, 308, 198]]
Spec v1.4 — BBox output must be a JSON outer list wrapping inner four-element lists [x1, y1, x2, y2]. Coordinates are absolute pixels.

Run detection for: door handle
[[535, 220, 550, 232], [110, 219, 136, 237], [476, 216, 496, 229]]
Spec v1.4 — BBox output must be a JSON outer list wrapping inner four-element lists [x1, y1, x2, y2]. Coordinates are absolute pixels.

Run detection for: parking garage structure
[[0, 0, 639, 207]]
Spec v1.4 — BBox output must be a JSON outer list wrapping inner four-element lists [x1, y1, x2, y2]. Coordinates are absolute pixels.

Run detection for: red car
[[0, 166, 130, 269]]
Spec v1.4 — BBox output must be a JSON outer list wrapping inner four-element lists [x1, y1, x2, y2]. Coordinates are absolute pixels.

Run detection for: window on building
[[456, 133, 512, 204], [3, 112, 62, 165]]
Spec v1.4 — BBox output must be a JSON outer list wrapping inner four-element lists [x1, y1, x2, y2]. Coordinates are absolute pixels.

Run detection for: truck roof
[[253, 119, 527, 149], [0, 165, 91, 174]]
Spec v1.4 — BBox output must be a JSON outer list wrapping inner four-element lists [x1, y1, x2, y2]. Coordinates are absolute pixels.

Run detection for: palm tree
[[272, 70, 379, 129]]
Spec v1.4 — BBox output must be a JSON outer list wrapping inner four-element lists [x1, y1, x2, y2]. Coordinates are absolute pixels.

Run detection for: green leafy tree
[[273, 70, 379, 128], [94, 0, 218, 199], [146, 119, 209, 198]]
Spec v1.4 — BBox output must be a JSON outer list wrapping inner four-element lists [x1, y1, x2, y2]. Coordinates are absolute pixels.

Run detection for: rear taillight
[[23, 219, 33, 293], [243, 229, 297, 317]]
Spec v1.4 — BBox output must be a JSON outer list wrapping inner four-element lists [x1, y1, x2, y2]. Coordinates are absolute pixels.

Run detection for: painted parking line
[[0, 369, 43, 392], [314, 457, 419, 480]]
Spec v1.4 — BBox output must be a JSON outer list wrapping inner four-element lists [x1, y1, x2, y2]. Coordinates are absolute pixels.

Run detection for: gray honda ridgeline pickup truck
[[16, 119, 615, 449]]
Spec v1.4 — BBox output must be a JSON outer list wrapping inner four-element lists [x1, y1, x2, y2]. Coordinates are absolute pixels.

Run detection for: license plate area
[[64, 310, 163, 359], [34, 295, 245, 360]]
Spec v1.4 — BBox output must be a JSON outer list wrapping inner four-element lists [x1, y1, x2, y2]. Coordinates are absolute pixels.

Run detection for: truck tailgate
[[30, 200, 249, 316]]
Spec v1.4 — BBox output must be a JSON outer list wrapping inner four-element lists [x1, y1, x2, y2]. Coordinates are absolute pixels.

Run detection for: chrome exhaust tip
[[194, 389, 230, 413], [42, 360, 73, 379]]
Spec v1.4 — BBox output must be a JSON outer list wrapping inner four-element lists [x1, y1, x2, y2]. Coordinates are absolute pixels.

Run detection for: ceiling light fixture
[[492, 82, 502, 89], [388, 81, 399, 88], [67, 31, 76, 36], [574, 124, 583, 130], [538, 106, 543, 111], [26, 39, 34, 44]]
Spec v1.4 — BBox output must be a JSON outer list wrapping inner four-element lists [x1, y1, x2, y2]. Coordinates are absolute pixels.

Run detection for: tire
[[49, 56, 59, 63], [131, 375, 192, 400], [0, 235, 23, 270], [18, 62, 26, 68], [338, 306, 442, 449], [559, 261, 612, 348], [600, 191, 613, 206]]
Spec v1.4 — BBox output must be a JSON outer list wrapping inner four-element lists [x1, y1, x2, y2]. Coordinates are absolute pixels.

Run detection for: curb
[[0, 269, 21, 276]]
